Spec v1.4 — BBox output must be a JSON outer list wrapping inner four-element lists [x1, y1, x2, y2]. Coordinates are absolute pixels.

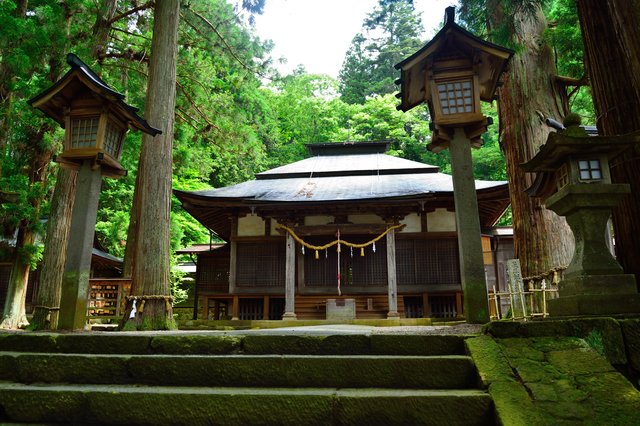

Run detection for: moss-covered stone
[[496, 338, 545, 362], [0, 333, 59, 353], [56, 334, 153, 354], [575, 372, 640, 406], [316, 334, 370, 355], [619, 319, 640, 372], [570, 318, 627, 365], [13, 353, 129, 384], [465, 335, 515, 388], [283, 355, 476, 390], [242, 335, 326, 355], [370, 334, 466, 356], [547, 348, 616, 375], [0, 384, 86, 423], [334, 389, 494, 426], [488, 381, 545, 426], [149, 335, 241, 355]]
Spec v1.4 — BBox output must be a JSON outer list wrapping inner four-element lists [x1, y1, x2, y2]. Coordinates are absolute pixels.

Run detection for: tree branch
[[183, 6, 270, 79], [555, 74, 588, 87], [107, 1, 155, 26], [112, 27, 152, 41]]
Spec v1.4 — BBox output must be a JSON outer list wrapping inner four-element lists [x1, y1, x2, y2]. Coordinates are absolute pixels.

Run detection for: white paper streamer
[[129, 299, 137, 318]]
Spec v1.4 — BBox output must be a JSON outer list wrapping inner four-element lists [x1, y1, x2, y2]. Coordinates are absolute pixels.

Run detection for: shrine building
[[173, 140, 510, 321]]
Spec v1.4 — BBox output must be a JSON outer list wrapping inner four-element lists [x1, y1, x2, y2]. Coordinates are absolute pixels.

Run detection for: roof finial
[[444, 6, 455, 26]]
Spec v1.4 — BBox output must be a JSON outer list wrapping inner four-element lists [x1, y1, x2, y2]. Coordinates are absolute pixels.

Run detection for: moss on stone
[[620, 319, 640, 372], [489, 381, 546, 426], [149, 335, 241, 355], [370, 334, 466, 356], [547, 348, 616, 375], [466, 335, 515, 388], [0, 333, 59, 353], [569, 318, 627, 365], [242, 335, 325, 355]]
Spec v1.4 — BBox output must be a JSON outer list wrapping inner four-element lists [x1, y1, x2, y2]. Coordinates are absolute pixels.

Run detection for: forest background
[[0, 0, 593, 289]]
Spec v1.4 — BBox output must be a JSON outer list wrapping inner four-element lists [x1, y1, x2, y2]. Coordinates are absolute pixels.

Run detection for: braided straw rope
[[278, 224, 405, 251]]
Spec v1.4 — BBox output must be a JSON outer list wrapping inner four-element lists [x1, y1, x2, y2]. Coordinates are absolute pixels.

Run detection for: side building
[[173, 141, 511, 321]]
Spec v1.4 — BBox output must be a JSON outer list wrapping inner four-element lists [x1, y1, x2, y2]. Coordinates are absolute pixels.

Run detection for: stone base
[[548, 293, 640, 317], [559, 274, 636, 297], [281, 312, 297, 320], [387, 311, 400, 319]]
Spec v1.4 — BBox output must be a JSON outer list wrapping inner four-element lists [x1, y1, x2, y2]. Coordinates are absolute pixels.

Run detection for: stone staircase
[[0, 332, 494, 425]]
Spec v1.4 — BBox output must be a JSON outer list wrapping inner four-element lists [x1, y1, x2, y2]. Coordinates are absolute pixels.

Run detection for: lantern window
[[71, 118, 99, 148], [104, 121, 123, 157], [578, 159, 602, 181], [557, 163, 569, 190], [437, 80, 473, 115]]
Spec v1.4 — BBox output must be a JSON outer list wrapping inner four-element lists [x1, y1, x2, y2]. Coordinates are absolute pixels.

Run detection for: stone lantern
[[28, 53, 160, 179], [521, 116, 640, 316], [394, 7, 514, 323], [28, 54, 160, 329]]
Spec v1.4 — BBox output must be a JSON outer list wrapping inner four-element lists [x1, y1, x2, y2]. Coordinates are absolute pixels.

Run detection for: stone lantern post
[[394, 7, 514, 323], [521, 115, 640, 316], [28, 54, 160, 329]]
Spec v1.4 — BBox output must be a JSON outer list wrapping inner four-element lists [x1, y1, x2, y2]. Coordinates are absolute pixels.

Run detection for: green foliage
[[339, 0, 424, 104]]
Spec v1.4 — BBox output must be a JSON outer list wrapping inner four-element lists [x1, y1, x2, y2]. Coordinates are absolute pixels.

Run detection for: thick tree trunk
[[0, 228, 34, 329], [493, 6, 574, 277], [29, 168, 77, 330], [120, 0, 180, 330], [576, 0, 640, 285]]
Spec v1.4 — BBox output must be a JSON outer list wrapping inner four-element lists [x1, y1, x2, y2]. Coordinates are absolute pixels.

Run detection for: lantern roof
[[394, 7, 514, 113], [520, 130, 640, 173], [27, 53, 161, 136]]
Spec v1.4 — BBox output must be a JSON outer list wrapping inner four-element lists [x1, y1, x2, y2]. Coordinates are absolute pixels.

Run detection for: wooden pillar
[[456, 292, 464, 318], [422, 293, 429, 318], [232, 295, 239, 320], [449, 127, 490, 324], [263, 296, 270, 320], [202, 296, 209, 320], [229, 216, 237, 294], [282, 231, 297, 320], [386, 226, 400, 318], [214, 300, 219, 320]]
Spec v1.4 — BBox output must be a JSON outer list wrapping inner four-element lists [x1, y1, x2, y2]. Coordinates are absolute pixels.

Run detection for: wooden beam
[[232, 295, 239, 320], [287, 223, 389, 236], [282, 231, 297, 320]]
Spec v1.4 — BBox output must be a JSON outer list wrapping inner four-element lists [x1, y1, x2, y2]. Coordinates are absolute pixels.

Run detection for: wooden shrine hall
[[173, 141, 510, 321]]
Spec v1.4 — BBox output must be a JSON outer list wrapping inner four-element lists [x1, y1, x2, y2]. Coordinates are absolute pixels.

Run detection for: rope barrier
[[33, 305, 60, 311], [278, 224, 405, 256], [522, 265, 568, 283]]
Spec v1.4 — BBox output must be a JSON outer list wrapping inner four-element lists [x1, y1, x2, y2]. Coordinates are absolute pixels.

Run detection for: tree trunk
[[0, 227, 34, 329], [31, 0, 116, 330], [120, 0, 180, 330], [576, 0, 640, 285], [492, 5, 574, 277], [29, 168, 77, 330]]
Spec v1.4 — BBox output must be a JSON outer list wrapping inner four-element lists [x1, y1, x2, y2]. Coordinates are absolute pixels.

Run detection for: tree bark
[[0, 227, 33, 329], [492, 5, 574, 277], [576, 0, 640, 285], [29, 168, 77, 330], [120, 0, 180, 330]]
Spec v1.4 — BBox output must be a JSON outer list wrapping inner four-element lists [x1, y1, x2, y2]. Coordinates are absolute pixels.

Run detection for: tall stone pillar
[[58, 160, 102, 329], [449, 128, 490, 324], [282, 231, 297, 320]]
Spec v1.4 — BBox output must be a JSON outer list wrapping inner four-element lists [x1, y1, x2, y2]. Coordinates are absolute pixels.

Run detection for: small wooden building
[[173, 141, 511, 320]]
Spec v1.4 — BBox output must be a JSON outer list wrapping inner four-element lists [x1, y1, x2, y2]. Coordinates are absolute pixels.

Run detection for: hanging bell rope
[[278, 224, 405, 254]]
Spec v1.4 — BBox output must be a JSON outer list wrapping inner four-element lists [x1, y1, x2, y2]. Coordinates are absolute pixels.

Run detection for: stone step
[[0, 352, 477, 390], [0, 383, 495, 426], [0, 333, 469, 356]]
